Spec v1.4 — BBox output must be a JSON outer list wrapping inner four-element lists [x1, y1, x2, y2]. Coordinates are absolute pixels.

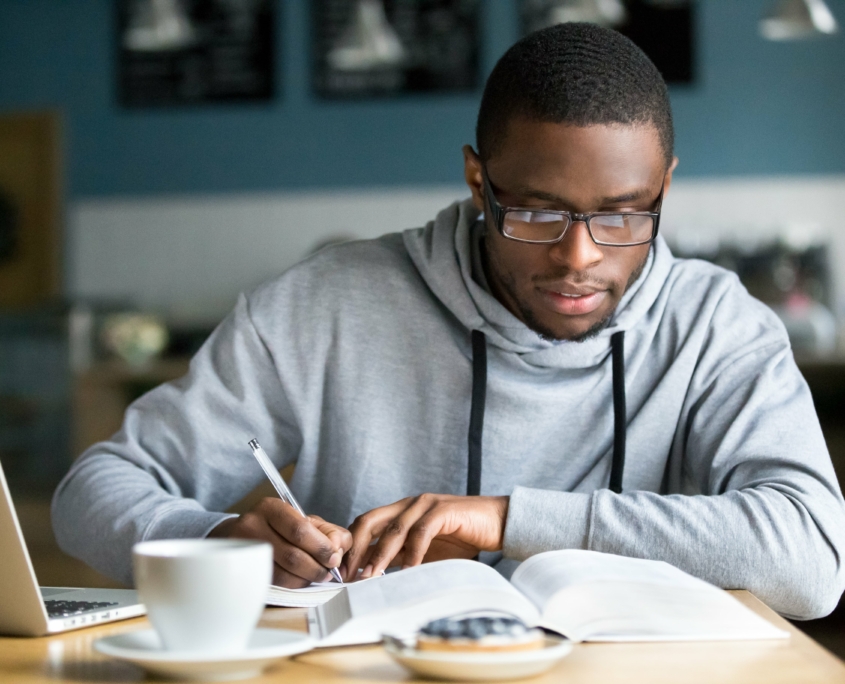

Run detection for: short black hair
[[476, 23, 674, 167]]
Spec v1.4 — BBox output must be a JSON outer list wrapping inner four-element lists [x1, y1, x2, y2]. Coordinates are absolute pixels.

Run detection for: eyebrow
[[508, 184, 653, 207]]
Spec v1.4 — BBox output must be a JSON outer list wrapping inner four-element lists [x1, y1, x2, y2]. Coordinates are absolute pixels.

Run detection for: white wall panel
[[69, 177, 845, 324]]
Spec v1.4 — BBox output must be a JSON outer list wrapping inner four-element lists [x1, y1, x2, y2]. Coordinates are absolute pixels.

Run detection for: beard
[[484, 241, 650, 343]]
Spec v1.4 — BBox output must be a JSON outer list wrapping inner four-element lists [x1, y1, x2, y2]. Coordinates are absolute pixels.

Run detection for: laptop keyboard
[[45, 600, 119, 618]]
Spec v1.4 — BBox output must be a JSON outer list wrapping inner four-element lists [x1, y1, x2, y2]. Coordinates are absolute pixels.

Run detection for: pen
[[247, 438, 344, 584]]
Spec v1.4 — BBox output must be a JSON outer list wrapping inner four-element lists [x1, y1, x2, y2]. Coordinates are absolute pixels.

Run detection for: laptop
[[0, 459, 145, 636]]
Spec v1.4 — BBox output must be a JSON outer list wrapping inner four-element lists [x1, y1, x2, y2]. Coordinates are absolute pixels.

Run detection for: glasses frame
[[482, 169, 664, 247]]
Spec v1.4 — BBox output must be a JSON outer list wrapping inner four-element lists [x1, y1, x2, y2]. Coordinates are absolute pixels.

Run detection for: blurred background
[[1, 0, 845, 653]]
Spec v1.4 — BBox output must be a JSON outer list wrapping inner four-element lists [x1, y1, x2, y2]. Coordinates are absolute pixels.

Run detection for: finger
[[246, 512, 331, 583], [399, 510, 444, 568], [360, 545, 406, 573], [259, 499, 338, 568], [315, 520, 353, 557], [272, 563, 328, 589], [307, 517, 352, 573], [344, 500, 410, 579], [364, 495, 440, 577], [225, 509, 330, 584]]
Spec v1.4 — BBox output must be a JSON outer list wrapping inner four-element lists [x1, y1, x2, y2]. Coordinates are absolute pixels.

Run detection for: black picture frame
[[520, 0, 696, 85], [312, 0, 481, 99], [117, 0, 276, 108]]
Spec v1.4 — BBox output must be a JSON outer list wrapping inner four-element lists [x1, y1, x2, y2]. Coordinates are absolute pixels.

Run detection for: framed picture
[[117, 0, 276, 107], [313, 0, 481, 99], [520, 0, 696, 84]]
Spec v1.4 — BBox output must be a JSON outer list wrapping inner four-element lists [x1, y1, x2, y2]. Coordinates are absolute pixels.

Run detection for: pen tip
[[248, 438, 259, 450]]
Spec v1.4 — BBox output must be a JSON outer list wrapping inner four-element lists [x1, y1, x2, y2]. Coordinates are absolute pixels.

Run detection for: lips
[[538, 286, 608, 316]]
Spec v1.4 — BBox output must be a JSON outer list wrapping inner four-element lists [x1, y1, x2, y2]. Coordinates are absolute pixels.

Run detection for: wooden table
[[1, 592, 843, 683]]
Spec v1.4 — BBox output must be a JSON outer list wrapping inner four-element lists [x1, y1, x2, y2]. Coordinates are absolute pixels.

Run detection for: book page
[[543, 582, 787, 642], [511, 550, 787, 642], [512, 549, 705, 608], [312, 559, 539, 647]]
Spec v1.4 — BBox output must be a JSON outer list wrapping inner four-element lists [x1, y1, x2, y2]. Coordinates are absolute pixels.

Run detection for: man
[[53, 23, 845, 619]]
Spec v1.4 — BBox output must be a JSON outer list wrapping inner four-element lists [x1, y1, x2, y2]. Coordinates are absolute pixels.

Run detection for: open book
[[307, 550, 788, 647]]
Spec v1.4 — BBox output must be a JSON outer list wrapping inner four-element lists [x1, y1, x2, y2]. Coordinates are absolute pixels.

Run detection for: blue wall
[[0, 0, 843, 198]]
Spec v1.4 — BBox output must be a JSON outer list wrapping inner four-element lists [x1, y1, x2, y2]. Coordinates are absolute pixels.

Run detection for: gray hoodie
[[52, 199, 845, 619]]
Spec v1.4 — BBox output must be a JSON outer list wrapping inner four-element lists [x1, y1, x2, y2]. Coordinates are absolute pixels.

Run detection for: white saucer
[[94, 628, 314, 681], [384, 636, 573, 681]]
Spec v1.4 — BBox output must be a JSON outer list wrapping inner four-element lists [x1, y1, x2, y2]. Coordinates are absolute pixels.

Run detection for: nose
[[548, 219, 604, 271]]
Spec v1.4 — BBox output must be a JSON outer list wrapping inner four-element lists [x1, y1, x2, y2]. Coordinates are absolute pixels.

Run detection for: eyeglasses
[[482, 170, 663, 247]]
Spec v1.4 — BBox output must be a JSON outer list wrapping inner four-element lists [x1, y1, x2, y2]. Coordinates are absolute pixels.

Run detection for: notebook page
[[266, 570, 377, 607], [266, 582, 343, 607]]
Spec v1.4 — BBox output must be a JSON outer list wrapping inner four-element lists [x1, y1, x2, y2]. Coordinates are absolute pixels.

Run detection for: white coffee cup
[[133, 538, 273, 654]]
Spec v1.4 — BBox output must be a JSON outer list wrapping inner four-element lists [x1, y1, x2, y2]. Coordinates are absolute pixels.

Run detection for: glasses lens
[[503, 210, 569, 242], [590, 214, 654, 244]]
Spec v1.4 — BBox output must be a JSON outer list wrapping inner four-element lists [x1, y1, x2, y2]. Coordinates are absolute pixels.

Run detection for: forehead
[[485, 118, 666, 199]]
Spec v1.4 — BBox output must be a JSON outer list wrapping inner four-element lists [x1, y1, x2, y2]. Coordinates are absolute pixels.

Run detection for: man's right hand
[[208, 498, 353, 588]]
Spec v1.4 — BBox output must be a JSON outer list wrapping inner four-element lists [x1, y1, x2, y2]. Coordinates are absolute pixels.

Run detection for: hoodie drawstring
[[467, 330, 627, 497], [609, 331, 626, 494], [466, 330, 487, 497]]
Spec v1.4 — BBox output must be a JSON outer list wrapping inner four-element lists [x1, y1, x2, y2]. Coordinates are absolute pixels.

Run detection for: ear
[[662, 156, 679, 195], [463, 145, 485, 213]]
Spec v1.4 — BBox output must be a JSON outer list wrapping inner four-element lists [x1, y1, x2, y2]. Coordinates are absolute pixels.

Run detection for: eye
[[507, 211, 562, 224]]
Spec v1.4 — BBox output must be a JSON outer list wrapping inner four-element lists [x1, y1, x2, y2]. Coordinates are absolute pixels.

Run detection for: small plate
[[384, 636, 573, 681], [94, 628, 314, 681]]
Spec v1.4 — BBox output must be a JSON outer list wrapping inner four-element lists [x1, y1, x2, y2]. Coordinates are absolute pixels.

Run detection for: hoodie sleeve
[[503, 294, 845, 621], [51, 293, 301, 586]]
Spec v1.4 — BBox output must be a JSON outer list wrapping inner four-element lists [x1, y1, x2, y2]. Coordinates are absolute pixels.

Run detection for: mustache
[[532, 271, 613, 289]]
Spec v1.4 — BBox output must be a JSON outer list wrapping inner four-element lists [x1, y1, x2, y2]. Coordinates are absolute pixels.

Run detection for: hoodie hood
[[403, 198, 674, 369]]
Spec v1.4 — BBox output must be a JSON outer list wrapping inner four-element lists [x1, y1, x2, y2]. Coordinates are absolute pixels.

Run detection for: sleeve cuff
[[502, 487, 592, 560]]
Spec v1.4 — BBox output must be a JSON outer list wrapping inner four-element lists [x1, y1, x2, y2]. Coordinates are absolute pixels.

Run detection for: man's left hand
[[342, 494, 509, 580]]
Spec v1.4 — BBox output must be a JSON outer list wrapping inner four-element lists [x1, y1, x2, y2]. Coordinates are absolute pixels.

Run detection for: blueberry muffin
[[416, 616, 544, 652]]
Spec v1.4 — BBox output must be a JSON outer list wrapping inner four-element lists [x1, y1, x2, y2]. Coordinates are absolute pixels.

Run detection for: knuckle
[[356, 511, 377, 527], [279, 546, 302, 570], [289, 519, 309, 546], [384, 520, 405, 538], [315, 543, 334, 563], [410, 521, 431, 540]]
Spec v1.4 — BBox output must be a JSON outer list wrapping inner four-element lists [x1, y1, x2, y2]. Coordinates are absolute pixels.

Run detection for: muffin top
[[420, 615, 534, 641]]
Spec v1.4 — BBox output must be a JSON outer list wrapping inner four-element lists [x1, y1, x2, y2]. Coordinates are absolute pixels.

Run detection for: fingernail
[[361, 564, 373, 579], [339, 562, 348, 580], [329, 550, 342, 567]]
